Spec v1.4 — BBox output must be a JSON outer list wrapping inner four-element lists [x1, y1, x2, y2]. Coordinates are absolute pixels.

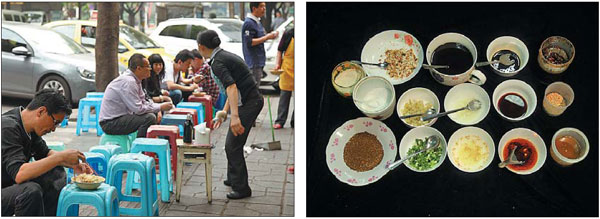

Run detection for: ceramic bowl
[[447, 126, 495, 173], [398, 126, 447, 172], [486, 36, 529, 77], [497, 128, 547, 175], [353, 76, 396, 120], [492, 79, 537, 122], [444, 83, 490, 125], [331, 61, 366, 98], [537, 36, 575, 74], [396, 87, 440, 128], [551, 127, 589, 166]]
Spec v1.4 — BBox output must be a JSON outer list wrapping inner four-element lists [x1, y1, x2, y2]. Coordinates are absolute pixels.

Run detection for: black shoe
[[223, 180, 231, 187], [226, 190, 252, 199]]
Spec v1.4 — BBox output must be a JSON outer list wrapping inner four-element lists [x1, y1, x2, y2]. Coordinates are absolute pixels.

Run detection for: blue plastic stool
[[76, 97, 103, 136], [216, 90, 227, 111], [90, 144, 123, 164], [60, 117, 69, 127], [46, 141, 66, 151], [56, 183, 119, 216], [67, 152, 107, 183], [175, 102, 204, 125], [160, 114, 188, 137], [86, 92, 104, 98], [100, 134, 134, 153], [127, 138, 172, 202], [107, 153, 159, 216]]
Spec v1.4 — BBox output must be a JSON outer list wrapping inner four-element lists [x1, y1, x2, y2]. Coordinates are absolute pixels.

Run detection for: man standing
[[2, 89, 93, 216], [271, 11, 285, 30], [100, 53, 174, 138], [242, 2, 278, 87]]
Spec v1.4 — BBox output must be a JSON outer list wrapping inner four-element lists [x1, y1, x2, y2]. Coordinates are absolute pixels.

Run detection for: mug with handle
[[426, 32, 487, 86]]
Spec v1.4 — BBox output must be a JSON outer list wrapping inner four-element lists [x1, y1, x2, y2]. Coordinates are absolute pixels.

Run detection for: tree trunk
[[240, 3, 245, 20], [264, 2, 275, 32], [228, 2, 235, 18], [77, 2, 82, 20], [139, 3, 145, 33], [95, 3, 120, 92]]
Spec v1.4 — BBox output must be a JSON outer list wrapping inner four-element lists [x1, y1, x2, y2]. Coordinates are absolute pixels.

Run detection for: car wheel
[[39, 75, 72, 104]]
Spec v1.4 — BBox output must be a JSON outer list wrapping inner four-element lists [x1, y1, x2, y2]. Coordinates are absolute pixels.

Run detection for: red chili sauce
[[503, 138, 538, 171]]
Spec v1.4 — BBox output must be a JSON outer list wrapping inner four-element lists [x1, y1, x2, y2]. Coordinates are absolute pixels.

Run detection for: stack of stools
[[188, 95, 213, 128], [168, 108, 198, 126], [99, 131, 137, 153], [160, 114, 188, 137], [67, 152, 107, 183], [126, 138, 172, 202], [107, 153, 159, 216], [175, 102, 204, 125], [146, 125, 180, 182], [56, 183, 119, 216], [76, 97, 103, 136]]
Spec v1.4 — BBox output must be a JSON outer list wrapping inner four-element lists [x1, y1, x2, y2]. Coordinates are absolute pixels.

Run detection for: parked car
[[1, 23, 125, 104], [2, 10, 28, 23], [23, 11, 49, 25], [44, 20, 174, 67]]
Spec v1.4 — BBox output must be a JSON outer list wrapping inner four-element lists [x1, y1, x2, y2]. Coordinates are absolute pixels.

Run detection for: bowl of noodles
[[72, 174, 105, 190]]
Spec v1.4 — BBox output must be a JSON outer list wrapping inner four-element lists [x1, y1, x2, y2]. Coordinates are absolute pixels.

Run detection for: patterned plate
[[361, 30, 424, 85], [325, 117, 397, 186]]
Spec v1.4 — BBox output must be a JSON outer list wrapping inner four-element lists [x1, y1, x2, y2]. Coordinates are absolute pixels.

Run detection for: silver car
[[1, 22, 123, 104]]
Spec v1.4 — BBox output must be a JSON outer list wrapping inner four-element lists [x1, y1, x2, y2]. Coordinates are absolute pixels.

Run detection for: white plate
[[398, 126, 447, 172], [326, 117, 397, 186], [447, 126, 495, 173], [498, 128, 547, 175], [361, 30, 424, 85]]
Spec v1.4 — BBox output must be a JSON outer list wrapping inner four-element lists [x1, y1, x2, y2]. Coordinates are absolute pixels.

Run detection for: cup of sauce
[[551, 127, 589, 166]]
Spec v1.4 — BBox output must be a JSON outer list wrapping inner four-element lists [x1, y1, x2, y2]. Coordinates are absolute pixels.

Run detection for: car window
[[51, 25, 76, 40], [211, 20, 242, 42], [189, 25, 207, 40], [81, 25, 97, 47], [14, 14, 22, 22], [120, 25, 160, 49], [4, 14, 13, 21], [159, 24, 187, 38], [1, 28, 29, 52], [26, 13, 43, 23], [27, 28, 88, 55]]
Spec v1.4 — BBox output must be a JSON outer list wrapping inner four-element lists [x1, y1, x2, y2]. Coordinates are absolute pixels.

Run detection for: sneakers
[[273, 123, 283, 129]]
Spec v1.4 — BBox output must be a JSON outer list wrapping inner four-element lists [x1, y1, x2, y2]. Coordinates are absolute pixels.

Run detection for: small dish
[[537, 36, 575, 74], [551, 127, 589, 166], [360, 30, 424, 85], [492, 79, 537, 122], [398, 126, 447, 172], [326, 117, 397, 186], [270, 68, 284, 75], [447, 126, 495, 173], [396, 87, 440, 128], [353, 76, 396, 120], [444, 83, 490, 125], [486, 36, 529, 77], [331, 61, 366, 98], [498, 128, 547, 175]]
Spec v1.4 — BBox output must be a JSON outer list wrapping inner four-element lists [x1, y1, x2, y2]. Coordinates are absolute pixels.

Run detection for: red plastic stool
[[168, 108, 198, 126], [146, 125, 180, 180], [188, 95, 213, 128]]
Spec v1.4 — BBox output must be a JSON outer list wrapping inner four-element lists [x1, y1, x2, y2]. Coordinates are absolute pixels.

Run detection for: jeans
[[169, 89, 183, 106], [275, 90, 294, 126], [251, 67, 263, 88], [1, 166, 66, 216]]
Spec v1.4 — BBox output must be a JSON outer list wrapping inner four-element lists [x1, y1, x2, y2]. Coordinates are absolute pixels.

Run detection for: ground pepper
[[344, 132, 383, 172]]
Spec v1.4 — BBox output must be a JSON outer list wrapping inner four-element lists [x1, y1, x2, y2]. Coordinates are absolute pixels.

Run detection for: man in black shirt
[[1, 89, 93, 216]]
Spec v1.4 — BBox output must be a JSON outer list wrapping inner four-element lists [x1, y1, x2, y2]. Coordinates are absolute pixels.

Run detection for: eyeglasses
[[139, 65, 151, 70], [49, 113, 62, 127]]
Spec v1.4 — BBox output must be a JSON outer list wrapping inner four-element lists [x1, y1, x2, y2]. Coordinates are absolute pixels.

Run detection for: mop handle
[[267, 96, 275, 141]]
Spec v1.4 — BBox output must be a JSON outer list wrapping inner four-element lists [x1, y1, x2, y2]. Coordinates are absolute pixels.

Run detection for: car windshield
[[120, 25, 161, 49], [27, 28, 89, 55], [26, 13, 43, 23], [211, 20, 242, 43]]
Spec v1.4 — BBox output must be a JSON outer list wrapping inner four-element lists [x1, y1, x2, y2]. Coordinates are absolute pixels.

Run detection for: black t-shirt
[[1, 107, 50, 188], [142, 71, 162, 98], [278, 28, 294, 52], [210, 48, 262, 105]]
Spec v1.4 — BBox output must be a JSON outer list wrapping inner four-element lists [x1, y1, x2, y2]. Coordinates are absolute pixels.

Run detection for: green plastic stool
[[128, 131, 138, 143], [46, 141, 66, 151], [99, 134, 133, 153]]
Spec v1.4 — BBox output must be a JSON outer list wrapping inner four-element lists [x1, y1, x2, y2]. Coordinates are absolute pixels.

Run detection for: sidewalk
[[40, 95, 295, 216]]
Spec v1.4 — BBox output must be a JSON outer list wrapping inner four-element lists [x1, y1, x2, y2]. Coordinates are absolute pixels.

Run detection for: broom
[[251, 95, 281, 150]]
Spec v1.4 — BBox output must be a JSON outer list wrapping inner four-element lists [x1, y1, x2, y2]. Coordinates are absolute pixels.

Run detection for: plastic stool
[[99, 134, 134, 153], [86, 92, 104, 98], [90, 144, 123, 164], [76, 98, 103, 136], [175, 102, 204, 125], [146, 125, 180, 182], [160, 114, 188, 137], [107, 153, 159, 216], [127, 138, 172, 202], [187, 95, 213, 128], [67, 152, 107, 183], [60, 117, 69, 127], [128, 131, 138, 143], [56, 183, 119, 216], [168, 108, 198, 126], [46, 141, 66, 151]]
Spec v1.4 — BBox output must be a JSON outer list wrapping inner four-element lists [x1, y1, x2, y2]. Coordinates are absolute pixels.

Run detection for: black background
[[307, 2, 598, 216]]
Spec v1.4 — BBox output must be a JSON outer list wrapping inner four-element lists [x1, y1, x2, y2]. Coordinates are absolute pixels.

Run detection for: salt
[[359, 87, 389, 112], [335, 69, 359, 87]]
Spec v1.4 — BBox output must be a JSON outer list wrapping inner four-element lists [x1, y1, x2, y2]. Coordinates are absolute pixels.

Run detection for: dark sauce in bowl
[[498, 92, 527, 119], [431, 43, 473, 75]]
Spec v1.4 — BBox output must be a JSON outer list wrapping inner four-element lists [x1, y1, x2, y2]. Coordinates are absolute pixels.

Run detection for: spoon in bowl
[[386, 135, 441, 170], [475, 53, 515, 67], [498, 146, 525, 168], [399, 108, 436, 120], [421, 99, 482, 121], [352, 61, 449, 70]]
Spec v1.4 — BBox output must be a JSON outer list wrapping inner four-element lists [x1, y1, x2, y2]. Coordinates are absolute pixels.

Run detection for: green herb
[[407, 138, 443, 171]]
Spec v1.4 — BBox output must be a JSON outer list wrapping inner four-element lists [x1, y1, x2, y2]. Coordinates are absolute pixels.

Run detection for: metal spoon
[[352, 61, 388, 69], [399, 108, 436, 120], [475, 53, 515, 67], [386, 135, 441, 170], [422, 99, 482, 121], [423, 64, 450, 69], [498, 146, 525, 168]]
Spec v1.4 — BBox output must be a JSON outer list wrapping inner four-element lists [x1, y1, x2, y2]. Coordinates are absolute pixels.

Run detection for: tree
[[122, 2, 143, 27], [264, 2, 276, 32], [139, 4, 145, 33], [95, 3, 120, 92]]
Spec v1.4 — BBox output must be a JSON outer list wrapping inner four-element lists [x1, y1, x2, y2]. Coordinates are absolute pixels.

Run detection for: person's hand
[[275, 64, 281, 70], [162, 96, 172, 103], [193, 75, 204, 83], [160, 102, 174, 111], [58, 149, 86, 167], [230, 115, 245, 136], [213, 110, 228, 129], [188, 84, 199, 91], [161, 90, 169, 96], [270, 31, 279, 39], [72, 162, 94, 175], [157, 111, 163, 123]]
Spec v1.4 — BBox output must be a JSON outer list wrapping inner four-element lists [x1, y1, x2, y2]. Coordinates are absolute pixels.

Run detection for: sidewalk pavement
[[38, 95, 295, 216]]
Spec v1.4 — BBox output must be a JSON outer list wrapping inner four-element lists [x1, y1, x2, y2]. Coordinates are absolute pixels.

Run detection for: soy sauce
[[498, 92, 527, 118], [431, 43, 474, 75], [491, 50, 520, 73]]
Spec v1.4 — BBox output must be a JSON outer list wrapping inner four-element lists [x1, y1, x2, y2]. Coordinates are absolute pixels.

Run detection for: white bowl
[[447, 126, 495, 173], [551, 127, 589, 166], [497, 128, 547, 175], [444, 83, 491, 125], [326, 117, 397, 186], [486, 36, 529, 77], [396, 87, 440, 128], [492, 79, 537, 121], [353, 76, 396, 120], [398, 126, 447, 172], [361, 30, 424, 85]]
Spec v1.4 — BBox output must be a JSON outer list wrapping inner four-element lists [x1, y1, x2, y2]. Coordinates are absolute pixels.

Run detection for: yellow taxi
[[44, 20, 174, 66]]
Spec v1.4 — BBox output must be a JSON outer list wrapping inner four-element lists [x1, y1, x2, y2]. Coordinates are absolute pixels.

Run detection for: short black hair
[[190, 49, 203, 59], [174, 49, 194, 63], [128, 53, 146, 71], [148, 53, 166, 78], [26, 88, 72, 116], [197, 30, 221, 49], [250, 2, 264, 12]]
